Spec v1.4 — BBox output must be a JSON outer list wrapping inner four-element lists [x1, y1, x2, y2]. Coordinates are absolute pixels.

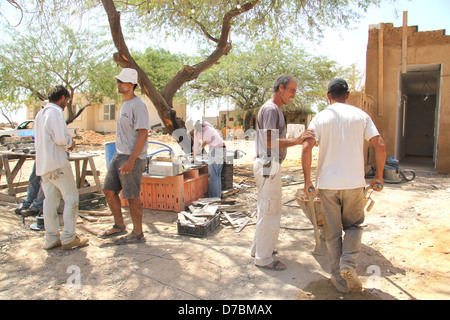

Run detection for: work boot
[[22, 207, 41, 217], [14, 203, 29, 215], [341, 268, 362, 292], [62, 236, 89, 250], [43, 239, 61, 250]]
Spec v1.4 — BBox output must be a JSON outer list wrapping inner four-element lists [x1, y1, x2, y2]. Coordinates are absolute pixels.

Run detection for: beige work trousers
[[251, 158, 282, 266], [42, 164, 79, 246], [319, 188, 365, 282]]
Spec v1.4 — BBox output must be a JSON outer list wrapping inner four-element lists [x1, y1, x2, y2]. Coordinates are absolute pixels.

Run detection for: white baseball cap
[[115, 68, 139, 85], [185, 117, 201, 133], [185, 117, 195, 133]]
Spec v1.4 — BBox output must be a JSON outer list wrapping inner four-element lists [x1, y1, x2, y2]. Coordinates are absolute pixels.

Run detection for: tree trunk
[[101, 0, 256, 135], [244, 109, 255, 131]]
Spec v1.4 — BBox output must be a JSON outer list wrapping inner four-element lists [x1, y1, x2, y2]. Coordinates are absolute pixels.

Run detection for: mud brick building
[[359, 13, 450, 174]]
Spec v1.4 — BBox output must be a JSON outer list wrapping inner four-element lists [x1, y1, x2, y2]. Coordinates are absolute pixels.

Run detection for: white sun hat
[[114, 68, 139, 85], [185, 117, 195, 133], [185, 116, 202, 133]]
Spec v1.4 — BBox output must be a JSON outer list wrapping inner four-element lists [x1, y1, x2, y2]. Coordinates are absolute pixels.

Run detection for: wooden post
[[402, 11, 408, 74], [378, 24, 384, 117]]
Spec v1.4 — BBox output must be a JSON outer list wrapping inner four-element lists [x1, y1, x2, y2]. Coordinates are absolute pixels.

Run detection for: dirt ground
[[0, 132, 449, 301]]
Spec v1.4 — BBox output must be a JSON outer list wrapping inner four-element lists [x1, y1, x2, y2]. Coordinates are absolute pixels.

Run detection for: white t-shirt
[[308, 103, 379, 190]]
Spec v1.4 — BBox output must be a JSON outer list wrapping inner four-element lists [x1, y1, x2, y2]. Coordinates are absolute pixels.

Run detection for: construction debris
[[177, 198, 257, 236]]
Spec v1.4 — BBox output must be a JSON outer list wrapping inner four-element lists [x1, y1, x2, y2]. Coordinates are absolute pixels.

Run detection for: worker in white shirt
[[34, 85, 88, 250], [302, 78, 386, 292]]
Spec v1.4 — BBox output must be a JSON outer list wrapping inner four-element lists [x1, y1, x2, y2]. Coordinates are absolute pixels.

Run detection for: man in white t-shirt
[[302, 78, 386, 293]]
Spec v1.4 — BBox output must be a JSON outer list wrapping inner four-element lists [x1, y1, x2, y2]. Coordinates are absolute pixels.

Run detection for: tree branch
[[161, 1, 258, 103]]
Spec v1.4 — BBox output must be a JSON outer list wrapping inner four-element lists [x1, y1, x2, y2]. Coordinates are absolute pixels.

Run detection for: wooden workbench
[[0, 151, 102, 203]]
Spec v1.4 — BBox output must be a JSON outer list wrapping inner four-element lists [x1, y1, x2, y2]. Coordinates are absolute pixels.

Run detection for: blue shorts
[[103, 153, 146, 199]]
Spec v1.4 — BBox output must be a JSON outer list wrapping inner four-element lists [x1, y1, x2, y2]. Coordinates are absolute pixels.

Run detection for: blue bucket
[[104, 142, 116, 168]]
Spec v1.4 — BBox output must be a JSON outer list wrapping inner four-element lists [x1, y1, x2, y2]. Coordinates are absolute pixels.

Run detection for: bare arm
[[302, 137, 316, 195], [266, 129, 316, 149], [368, 135, 387, 191]]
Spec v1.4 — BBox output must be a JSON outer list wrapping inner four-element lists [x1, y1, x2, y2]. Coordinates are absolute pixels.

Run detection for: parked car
[[0, 120, 77, 145]]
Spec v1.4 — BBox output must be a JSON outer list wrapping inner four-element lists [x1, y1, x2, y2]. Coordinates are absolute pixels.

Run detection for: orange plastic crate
[[120, 167, 209, 212]]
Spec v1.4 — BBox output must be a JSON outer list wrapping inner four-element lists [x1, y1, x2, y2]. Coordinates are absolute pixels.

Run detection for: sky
[[308, 0, 450, 70], [6, 0, 450, 123]]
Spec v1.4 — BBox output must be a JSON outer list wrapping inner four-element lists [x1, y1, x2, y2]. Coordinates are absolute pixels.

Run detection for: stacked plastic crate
[[120, 166, 209, 212]]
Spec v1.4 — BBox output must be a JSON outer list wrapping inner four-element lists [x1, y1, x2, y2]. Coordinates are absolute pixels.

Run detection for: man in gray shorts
[[101, 68, 149, 244]]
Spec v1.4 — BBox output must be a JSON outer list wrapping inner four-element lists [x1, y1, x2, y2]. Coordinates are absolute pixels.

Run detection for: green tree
[[101, 0, 386, 133], [133, 47, 188, 93], [3, 0, 388, 132], [0, 20, 119, 124], [189, 39, 345, 128]]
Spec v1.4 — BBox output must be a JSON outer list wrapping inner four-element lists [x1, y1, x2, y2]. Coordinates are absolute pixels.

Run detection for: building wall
[[365, 23, 450, 173]]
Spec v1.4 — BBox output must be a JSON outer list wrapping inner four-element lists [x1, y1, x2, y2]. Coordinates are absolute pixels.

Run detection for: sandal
[[98, 224, 127, 238], [114, 232, 145, 245], [256, 260, 286, 271]]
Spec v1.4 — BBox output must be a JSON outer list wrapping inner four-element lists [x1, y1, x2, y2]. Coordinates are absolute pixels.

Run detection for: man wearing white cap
[[101, 68, 149, 244]]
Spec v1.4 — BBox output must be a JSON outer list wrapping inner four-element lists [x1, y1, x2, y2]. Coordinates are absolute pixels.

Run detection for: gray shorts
[[103, 153, 146, 199]]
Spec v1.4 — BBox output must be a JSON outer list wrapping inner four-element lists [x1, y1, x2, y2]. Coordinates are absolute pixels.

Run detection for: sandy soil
[[0, 132, 449, 301]]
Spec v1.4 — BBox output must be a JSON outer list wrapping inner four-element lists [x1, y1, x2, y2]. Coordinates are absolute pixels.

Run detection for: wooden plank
[[74, 159, 81, 188], [378, 25, 384, 117], [181, 211, 200, 224], [88, 156, 102, 189], [78, 209, 112, 216], [222, 211, 238, 228], [78, 185, 103, 195], [235, 217, 251, 233], [78, 214, 99, 222], [1, 155, 13, 196], [79, 159, 88, 189], [0, 180, 28, 190], [222, 188, 239, 198], [80, 223, 104, 236], [402, 11, 408, 74], [189, 204, 218, 217], [217, 204, 245, 212]]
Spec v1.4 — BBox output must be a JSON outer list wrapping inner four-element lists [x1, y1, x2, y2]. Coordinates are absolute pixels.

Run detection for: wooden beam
[[378, 25, 384, 117], [402, 11, 408, 74]]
